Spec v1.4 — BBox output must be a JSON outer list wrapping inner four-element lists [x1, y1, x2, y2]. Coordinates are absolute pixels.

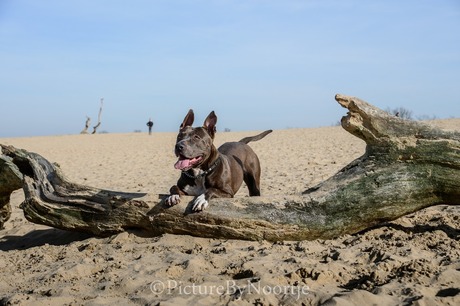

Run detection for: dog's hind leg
[[244, 173, 261, 196]]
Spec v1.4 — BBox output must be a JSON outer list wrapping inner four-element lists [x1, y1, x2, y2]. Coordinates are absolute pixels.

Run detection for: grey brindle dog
[[166, 109, 272, 211]]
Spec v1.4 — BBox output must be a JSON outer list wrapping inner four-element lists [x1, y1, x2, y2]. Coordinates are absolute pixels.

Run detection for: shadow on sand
[[0, 228, 93, 251]]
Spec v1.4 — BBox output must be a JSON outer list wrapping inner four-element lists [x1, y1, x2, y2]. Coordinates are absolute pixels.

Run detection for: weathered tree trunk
[[1, 95, 459, 241], [0, 153, 23, 229], [80, 116, 91, 134], [92, 98, 103, 134]]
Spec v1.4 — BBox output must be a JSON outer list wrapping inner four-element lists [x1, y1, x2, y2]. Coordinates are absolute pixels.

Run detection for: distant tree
[[416, 114, 438, 121], [224, 128, 231, 132], [80, 116, 91, 134], [92, 98, 104, 134], [386, 107, 413, 120], [81, 98, 104, 135]]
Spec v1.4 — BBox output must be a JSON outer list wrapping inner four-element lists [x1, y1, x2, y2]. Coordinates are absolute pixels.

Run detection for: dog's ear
[[180, 109, 194, 130], [203, 111, 217, 138]]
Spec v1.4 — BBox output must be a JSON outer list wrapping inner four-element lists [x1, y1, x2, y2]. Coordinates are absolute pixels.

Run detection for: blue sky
[[1, 0, 459, 137]]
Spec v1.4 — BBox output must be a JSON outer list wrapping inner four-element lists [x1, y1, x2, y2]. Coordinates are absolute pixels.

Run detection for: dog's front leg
[[166, 185, 185, 206], [192, 188, 233, 211], [191, 194, 209, 211]]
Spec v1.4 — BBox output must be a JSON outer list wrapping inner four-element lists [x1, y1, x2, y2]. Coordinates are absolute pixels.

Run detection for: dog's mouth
[[174, 155, 203, 171]]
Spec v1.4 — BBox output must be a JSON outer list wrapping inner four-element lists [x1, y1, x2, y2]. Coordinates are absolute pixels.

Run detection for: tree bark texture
[[1, 94, 459, 241]]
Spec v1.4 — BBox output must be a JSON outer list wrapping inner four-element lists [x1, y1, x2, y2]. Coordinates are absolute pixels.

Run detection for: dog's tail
[[238, 130, 273, 144]]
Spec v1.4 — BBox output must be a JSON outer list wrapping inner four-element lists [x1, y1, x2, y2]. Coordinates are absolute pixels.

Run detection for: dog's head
[[173, 110, 217, 171]]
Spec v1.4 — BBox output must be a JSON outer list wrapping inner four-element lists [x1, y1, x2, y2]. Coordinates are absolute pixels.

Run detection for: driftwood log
[[1, 95, 459, 240], [80, 116, 91, 134], [92, 98, 104, 134]]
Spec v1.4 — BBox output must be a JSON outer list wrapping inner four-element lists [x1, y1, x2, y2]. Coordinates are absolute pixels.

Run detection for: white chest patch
[[183, 169, 206, 196]]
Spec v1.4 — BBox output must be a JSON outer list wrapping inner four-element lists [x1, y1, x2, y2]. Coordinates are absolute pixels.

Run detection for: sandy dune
[[0, 119, 459, 305]]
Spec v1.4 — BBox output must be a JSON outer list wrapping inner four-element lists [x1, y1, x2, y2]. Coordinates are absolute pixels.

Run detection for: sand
[[0, 119, 459, 305]]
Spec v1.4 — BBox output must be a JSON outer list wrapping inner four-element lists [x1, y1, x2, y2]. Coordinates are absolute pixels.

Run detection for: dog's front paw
[[192, 194, 209, 211], [166, 194, 181, 206]]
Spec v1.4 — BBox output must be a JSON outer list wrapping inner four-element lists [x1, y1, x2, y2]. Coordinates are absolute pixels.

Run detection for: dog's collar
[[181, 157, 221, 179]]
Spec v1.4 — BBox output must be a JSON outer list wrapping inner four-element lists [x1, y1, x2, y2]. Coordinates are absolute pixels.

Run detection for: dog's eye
[[193, 135, 201, 140]]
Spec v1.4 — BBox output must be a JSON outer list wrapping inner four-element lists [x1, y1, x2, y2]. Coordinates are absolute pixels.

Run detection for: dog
[[166, 109, 272, 211]]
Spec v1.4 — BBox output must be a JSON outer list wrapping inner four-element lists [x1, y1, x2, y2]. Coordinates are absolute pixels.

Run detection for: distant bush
[[386, 107, 413, 120], [386, 107, 438, 121], [416, 114, 438, 121]]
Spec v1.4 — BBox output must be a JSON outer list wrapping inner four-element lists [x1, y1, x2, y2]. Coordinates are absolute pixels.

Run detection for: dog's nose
[[176, 143, 184, 152]]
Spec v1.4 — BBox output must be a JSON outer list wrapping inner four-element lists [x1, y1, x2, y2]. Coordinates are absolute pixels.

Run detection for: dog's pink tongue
[[174, 159, 192, 170]]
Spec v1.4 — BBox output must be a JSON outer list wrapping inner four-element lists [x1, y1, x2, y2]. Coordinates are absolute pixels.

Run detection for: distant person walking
[[146, 118, 154, 135]]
